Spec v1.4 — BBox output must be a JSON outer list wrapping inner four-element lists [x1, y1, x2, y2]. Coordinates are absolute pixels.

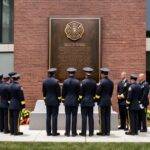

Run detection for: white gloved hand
[[140, 104, 144, 109]]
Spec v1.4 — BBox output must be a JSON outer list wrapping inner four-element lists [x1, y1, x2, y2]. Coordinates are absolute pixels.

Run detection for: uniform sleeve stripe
[[58, 97, 62, 100], [21, 101, 25, 105], [126, 100, 130, 104], [95, 95, 100, 99], [79, 95, 83, 99]]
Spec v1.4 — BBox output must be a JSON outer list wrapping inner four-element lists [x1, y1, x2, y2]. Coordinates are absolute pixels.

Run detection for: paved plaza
[[0, 125, 150, 142]]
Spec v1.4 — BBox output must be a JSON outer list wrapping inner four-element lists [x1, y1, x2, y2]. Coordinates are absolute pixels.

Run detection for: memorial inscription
[[49, 18, 101, 82]]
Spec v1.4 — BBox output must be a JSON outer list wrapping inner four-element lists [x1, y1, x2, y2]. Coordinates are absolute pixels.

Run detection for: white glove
[[140, 104, 144, 109]]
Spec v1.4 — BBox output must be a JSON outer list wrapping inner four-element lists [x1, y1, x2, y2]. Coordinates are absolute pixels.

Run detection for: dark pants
[[129, 110, 139, 134], [46, 106, 59, 135], [138, 108, 147, 131], [119, 105, 127, 129], [0, 108, 9, 132], [65, 106, 78, 135], [9, 109, 20, 134], [81, 107, 94, 135], [100, 106, 111, 134]]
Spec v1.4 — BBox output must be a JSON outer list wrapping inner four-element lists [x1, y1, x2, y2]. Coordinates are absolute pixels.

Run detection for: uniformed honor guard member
[[0, 74, 11, 133], [8, 72, 17, 83], [138, 73, 149, 132], [0, 73, 3, 132], [42, 68, 61, 136], [96, 68, 114, 136], [117, 72, 129, 130], [125, 74, 141, 135], [9, 74, 25, 135], [79, 67, 97, 136], [62, 67, 80, 137], [0, 74, 3, 84]]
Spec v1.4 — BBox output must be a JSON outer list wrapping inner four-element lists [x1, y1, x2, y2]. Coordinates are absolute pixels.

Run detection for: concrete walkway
[[0, 125, 150, 142]]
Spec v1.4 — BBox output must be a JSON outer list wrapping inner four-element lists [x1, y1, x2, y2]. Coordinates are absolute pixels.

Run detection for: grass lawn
[[0, 142, 150, 150]]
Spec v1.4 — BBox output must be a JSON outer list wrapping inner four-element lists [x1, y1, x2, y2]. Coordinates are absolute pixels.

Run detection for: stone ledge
[[29, 100, 118, 130]]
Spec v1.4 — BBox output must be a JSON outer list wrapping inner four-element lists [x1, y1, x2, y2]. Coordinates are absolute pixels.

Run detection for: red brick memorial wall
[[14, 0, 146, 111]]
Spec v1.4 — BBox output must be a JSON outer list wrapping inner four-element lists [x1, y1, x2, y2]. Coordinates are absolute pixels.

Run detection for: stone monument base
[[29, 100, 118, 130]]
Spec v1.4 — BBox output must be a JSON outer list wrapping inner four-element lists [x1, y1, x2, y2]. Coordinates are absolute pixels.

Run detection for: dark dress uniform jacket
[[42, 77, 61, 106], [127, 83, 141, 110], [117, 79, 129, 106], [80, 78, 97, 107], [9, 82, 25, 110], [139, 81, 149, 107], [62, 77, 80, 106], [0, 82, 11, 108], [0, 81, 3, 105], [97, 77, 114, 107]]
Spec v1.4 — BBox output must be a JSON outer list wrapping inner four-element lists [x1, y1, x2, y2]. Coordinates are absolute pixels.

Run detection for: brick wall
[[14, 0, 146, 111]]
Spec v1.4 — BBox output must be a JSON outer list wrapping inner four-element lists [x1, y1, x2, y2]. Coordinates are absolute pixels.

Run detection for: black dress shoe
[[47, 133, 52, 136], [105, 133, 110, 136], [72, 133, 78, 137], [14, 132, 23, 136], [64, 133, 70, 137], [124, 128, 128, 131], [79, 132, 86, 136], [125, 132, 136, 135], [97, 132, 105, 136], [89, 133, 94, 136], [0, 130, 3, 132], [140, 129, 147, 132], [4, 130, 10, 134], [118, 126, 124, 130], [52, 133, 60, 136]]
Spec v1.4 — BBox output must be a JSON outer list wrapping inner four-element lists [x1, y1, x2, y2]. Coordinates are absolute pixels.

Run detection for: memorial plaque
[[49, 18, 101, 82]]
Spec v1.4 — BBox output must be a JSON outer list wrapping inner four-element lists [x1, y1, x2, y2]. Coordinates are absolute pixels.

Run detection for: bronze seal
[[65, 21, 84, 41]]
